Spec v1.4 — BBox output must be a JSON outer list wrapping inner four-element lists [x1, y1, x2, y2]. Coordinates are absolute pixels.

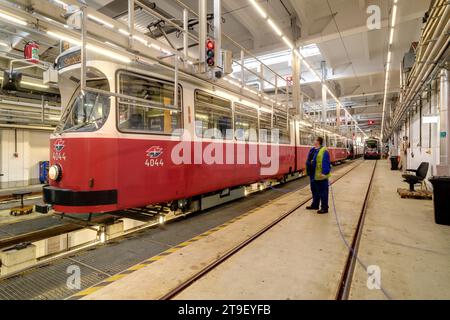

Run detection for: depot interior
[[0, 0, 449, 301]]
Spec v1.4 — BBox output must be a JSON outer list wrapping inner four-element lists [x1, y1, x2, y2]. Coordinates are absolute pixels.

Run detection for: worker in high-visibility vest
[[306, 137, 332, 214]]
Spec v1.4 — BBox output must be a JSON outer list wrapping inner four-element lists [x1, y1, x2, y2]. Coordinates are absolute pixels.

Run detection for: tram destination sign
[[56, 50, 81, 70]]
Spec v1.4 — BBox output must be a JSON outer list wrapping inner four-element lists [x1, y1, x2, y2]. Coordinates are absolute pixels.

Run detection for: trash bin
[[390, 156, 399, 170], [39, 161, 49, 184], [429, 177, 450, 226]]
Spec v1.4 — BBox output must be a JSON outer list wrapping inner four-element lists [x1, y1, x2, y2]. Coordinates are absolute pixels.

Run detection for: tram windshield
[[56, 78, 110, 133], [366, 140, 379, 149]]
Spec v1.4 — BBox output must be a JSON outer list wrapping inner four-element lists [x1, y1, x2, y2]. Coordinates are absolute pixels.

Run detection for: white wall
[[395, 87, 440, 188], [0, 129, 50, 189]]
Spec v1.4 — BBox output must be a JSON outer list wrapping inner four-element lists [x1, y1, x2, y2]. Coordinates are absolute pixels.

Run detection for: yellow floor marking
[[147, 256, 163, 262], [127, 264, 147, 271], [164, 247, 180, 254], [75, 286, 102, 296], [105, 274, 127, 282]]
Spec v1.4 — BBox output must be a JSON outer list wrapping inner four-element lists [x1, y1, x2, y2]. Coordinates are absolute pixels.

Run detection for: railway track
[[336, 160, 378, 300], [0, 160, 361, 300], [160, 160, 376, 300]]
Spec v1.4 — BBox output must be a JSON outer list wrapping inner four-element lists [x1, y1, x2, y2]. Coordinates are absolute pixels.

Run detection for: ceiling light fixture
[[249, 0, 268, 19], [21, 81, 49, 89], [246, 0, 366, 136], [87, 14, 114, 29], [0, 10, 27, 26], [47, 30, 131, 63], [381, 0, 399, 141], [267, 19, 283, 37]]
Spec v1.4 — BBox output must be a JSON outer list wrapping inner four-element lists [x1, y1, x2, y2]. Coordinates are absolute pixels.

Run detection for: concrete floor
[[349, 160, 450, 300], [173, 161, 375, 300], [84, 160, 368, 300], [84, 160, 450, 300]]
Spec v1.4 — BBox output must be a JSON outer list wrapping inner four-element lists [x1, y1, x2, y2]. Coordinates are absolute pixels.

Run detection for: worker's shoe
[[306, 206, 319, 210], [317, 209, 329, 214]]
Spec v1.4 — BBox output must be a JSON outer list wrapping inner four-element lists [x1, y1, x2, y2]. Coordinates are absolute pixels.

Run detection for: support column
[[322, 85, 327, 125], [213, 0, 222, 68], [183, 9, 189, 62], [336, 102, 341, 130], [199, 0, 207, 72], [292, 50, 302, 118], [439, 68, 450, 175], [128, 0, 135, 48], [321, 61, 327, 125]]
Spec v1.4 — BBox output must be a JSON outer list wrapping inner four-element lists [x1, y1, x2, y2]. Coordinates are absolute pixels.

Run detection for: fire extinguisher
[[24, 41, 39, 63]]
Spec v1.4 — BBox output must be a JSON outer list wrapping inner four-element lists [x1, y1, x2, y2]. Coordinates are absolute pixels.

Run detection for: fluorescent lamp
[[391, 4, 398, 27], [47, 30, 80, 45], [149, 43, 161, 51], [53, 0, 68, 10], [47, 30, 131, 63], [119, 29, 130, 36], [249, 0, 267, 19], [260, 107, 273, 113], [389, 28, 394, 45], [267, 19, 283, 36], [87, 14, 114, 29], [282, 36, 294, 49], [132, 35, 147, 45], [21, 81, 49, 89], [86, 44, 131, 63], [0, 11, 27, 26]]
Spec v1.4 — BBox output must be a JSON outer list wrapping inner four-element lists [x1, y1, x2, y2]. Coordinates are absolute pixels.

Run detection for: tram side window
[[117, 72, 182, 134], [234, 103, 258, 142], [328, 135, 337, 147], [300, 129, 313, 146], [273, 108, 290, 144], [259, 110, 272, 143], [195, 91, 233, 139]]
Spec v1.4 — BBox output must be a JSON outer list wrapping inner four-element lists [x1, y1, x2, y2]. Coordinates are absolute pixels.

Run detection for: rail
[[160, 160, 371, 300]]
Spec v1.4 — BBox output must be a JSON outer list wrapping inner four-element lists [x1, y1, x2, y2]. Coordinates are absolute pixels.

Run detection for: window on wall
[[273, 107, 290, 144], [117, 72, 182, 134], [195, 90, 233, 139], [234, 103, 258, 142], [259, 109, 272, 143]]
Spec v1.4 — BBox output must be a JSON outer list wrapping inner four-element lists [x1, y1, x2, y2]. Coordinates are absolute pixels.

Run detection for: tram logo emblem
[[53, 139, 67, 161], [54, 139, 65, 152], [146, 146, 163, 159]]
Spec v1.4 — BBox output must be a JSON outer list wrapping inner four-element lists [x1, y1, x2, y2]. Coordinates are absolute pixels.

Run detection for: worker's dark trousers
[[310, 178, 329, 210]]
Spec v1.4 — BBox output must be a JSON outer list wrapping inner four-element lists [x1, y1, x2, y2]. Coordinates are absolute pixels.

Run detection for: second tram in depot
[[364, 138, 382, 160], [44, 48, 360, 215]]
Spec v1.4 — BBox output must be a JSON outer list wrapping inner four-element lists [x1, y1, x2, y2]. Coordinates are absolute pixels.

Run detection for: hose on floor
[[268, 175, 394, 299], [329, 181, 393, 300]]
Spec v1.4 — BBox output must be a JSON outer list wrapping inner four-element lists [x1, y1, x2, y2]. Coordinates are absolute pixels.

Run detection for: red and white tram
[[44, 49, 350, 214]]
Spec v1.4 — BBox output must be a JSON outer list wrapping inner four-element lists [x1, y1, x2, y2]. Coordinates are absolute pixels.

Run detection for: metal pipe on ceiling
[[389, 1, 449, 135]]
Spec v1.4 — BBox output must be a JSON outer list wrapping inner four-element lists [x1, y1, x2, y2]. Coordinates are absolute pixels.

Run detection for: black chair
[[402, 162, 429, 191]]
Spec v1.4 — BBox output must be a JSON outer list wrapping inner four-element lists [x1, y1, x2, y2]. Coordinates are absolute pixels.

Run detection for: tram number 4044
[[145, 158, 164, 167]]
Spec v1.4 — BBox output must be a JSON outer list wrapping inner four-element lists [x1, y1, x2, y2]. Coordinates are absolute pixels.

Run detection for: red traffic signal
[[206, 40, 215, 50], [368, 120, 375, 125], [206, 39, 215, 67]]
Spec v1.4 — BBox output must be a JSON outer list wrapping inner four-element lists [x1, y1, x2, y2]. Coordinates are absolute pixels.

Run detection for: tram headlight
[[48, 164, 62, 181]]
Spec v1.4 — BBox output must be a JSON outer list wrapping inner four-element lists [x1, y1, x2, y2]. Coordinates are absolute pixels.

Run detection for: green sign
[[441, 131, 447, 138]]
